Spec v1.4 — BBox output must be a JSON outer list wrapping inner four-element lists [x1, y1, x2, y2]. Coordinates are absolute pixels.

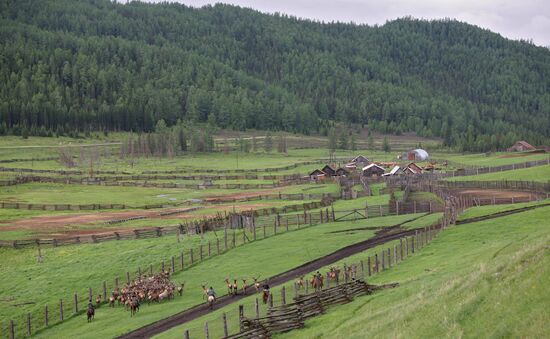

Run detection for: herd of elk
[[107, 272, 182, 317]]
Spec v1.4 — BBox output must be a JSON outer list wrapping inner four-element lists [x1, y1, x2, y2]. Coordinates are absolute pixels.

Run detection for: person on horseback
[[86, 299, 95, 322], [261, 281, 270, 304], [206, 286, 216, 310], [206, 286, 216, 300], [87, 299, 95, 311]]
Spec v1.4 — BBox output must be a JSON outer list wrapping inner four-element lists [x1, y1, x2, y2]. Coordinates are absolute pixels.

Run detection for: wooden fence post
[[161, 260, 165, 272], [149, 264, 153, 275], [400, 238, 404, 261], [204, 322, 209, 339], [126, 271, 130, 284], [171, 256, 175, 272], [9, 320, 14, 339], [239, 305, 244, 332], [180, 252, 184, 270], [375, 254, 379, 273], [388, 248, 392, 268], [255, 298, 260, 319], [232, 231, 236, 248], [74, 292, 79, 313], [103, 281, 107, 301], [88, 287, 92, 302], [190, 248, 194, 265], [184, 330, 190, 339], [222, 313, 228, 337], [268, 293, 273, 308], [200, 244, 203, 261], [368, 256, 372, 276], [281, 286, 286, 305], [393, 244, 397, 265], [224, 226, 228, 250], [381, 251, 385, 270], [412, 235, 415, 253], [274, 217, 277, 234], [44, 305, 49, 327], [60, 299, 64, 321], [360, 260, 365, 280], [263, 224, 266, 238], [305, 280, 309, 294]]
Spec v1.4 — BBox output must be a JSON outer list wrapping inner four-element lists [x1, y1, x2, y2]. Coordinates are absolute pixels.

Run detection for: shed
[[309, 169, 326, 179], [362, 163, 385, 177], [321, 165, 336, 176], [403, 163, 422, 175], [383, 165, 401, 176], [402, 149, 429, 161], [351, 155, 370, 165], [506, 140, 536, 152]]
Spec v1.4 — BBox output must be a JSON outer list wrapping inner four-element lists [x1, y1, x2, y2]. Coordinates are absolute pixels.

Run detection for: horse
[[207, 295, 215, 310], [262, 289, 270, 304], [328, 267, 340, 281], [95, 295, 101, 308], [86, 307, 94, 322], [108, 295, 115, 307]]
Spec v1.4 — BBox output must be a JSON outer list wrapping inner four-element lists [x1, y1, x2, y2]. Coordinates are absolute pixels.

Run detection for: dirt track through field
[[455, 202, 550, 225], [116, 223, 426, 338]]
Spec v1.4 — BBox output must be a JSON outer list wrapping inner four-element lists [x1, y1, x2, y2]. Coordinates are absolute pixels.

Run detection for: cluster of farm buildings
[[308, 149, 431, 180]]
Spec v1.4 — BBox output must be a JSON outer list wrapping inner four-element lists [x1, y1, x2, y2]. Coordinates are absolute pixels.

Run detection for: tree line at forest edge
[[1, 0, 549, 152]]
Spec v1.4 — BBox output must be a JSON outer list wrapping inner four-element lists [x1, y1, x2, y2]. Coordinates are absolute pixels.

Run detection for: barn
[[321, 165, 336, 176], [506, 140, 536, 152], [403, 163, 423, 175], [362, 163, 385, 177], [309, 169, 326, 180], [350, 155, 370, 167]]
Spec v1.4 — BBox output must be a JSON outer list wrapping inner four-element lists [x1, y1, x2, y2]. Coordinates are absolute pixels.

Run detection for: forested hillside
[[1, 0, 550, 151]]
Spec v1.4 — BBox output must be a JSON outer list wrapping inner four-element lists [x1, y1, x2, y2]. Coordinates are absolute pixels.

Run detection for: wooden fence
[[182, 222, 443, 339], [1, 207, 341, 338]]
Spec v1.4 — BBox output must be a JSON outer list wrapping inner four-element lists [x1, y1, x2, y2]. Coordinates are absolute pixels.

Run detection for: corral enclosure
[[0, 132, 549, 339]]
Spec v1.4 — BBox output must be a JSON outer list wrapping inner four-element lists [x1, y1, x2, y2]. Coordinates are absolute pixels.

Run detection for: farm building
[[506, 140, 536, 152], [362, 163, 385, 177], [382, 165, 401, 176], [537, 145, 550, 153], [403, 163, 423, 175], [344, 163, 357, 170], [321, 165, 336, 176], [350, 155, 370, 167], [308, 169, 326, 179], [335, 167, 349, 176], [402, 149, 429, 161]]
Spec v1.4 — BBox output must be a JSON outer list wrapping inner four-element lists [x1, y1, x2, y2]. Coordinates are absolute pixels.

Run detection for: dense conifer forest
[[1, 0, 549, 151]]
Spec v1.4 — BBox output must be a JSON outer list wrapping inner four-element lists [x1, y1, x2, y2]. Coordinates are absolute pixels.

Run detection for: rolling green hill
[[1, 0, 550, 150]]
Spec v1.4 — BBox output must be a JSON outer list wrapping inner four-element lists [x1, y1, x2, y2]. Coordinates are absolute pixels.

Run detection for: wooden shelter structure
[[362, 163, 385, 177], [507, 140, 536, 152]]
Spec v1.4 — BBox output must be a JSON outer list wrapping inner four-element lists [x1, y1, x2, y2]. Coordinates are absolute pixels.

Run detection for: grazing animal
[[241, 279, 248, 294], [232, 279, 238, 295], [253, 277, 260, 293], [109, 295, 115, 307], [310, 273, 324, 290], [262, 290, 269, 304], [129, 298, 139, 316], [224, 279, 233, 295], [95, 295, 101, 307], [296, 276, 305, 289], [202, 285, 208, 300], [177, 283, 185, 296], [86, 307, 94, 322], [159, 289, 171, 301]]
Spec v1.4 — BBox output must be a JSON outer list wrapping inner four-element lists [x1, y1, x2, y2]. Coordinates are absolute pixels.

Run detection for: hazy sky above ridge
[[140, 0, 550, 47]]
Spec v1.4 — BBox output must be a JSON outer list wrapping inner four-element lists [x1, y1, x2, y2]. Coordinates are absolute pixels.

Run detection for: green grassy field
[[0, 214, 431, 339], [446, 164, 550, 183], [272, 205, 550, 339], [433, 151, 549, 167]]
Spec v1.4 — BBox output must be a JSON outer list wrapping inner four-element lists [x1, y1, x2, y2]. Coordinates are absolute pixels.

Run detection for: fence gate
[[334, 210, 366, 222]]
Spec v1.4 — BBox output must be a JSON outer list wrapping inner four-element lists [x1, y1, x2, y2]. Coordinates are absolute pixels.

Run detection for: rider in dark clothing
[[207, 287, 216, 299], [87, 300, 94, 310], [262, 282, 270, 292]]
